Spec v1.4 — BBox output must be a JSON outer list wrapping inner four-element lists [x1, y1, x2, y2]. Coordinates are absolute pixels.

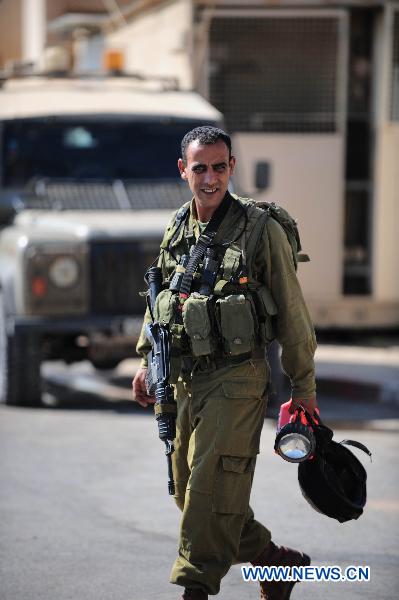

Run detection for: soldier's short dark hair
[[181, 126, 232, 164]]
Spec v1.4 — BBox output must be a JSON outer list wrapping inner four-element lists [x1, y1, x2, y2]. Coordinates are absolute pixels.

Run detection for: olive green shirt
[[136, 195, 316, 399]]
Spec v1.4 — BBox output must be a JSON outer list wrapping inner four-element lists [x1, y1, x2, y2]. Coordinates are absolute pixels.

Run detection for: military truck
[[0, 72, 221, 406]]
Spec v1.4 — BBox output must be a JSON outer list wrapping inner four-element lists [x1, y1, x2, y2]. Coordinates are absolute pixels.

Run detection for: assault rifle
[[144, 266, 177, 496]]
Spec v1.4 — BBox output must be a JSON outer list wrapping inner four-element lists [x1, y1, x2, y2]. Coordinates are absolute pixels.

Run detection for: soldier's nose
[[203, 171, 216, 187]]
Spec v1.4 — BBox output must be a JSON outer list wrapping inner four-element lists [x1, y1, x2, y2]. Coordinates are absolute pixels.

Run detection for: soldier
[[132, 126, 318, 599]]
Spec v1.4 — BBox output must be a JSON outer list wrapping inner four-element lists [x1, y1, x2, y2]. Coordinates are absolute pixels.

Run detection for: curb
[[316, 376, 399, 405], [316, 377, 380, 403]]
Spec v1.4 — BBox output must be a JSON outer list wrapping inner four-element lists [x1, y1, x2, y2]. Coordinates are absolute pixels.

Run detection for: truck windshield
[[2, 118, 214, 187]]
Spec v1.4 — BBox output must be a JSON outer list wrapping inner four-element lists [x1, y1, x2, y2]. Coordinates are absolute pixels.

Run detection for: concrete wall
[[373, 124, 399, 302], [0, 0, 22, 69], [232, 133, 345, 302], [105, 0, 193, 88], [371, 4, 399, 304]]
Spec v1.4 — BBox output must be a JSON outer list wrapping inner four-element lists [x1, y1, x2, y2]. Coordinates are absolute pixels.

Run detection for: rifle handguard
[[156, 412, 176, 442]]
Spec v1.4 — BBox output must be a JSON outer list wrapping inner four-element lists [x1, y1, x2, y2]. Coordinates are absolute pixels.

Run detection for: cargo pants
[[170, 358, 272, 595]]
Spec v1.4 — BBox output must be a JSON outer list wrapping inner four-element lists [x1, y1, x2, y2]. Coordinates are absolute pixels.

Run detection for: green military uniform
[[136, 194, 316, 595]]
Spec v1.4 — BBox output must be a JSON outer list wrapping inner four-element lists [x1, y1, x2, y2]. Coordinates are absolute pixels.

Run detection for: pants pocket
[[212, 455, 256, 514], [215, 368, 268, 456]]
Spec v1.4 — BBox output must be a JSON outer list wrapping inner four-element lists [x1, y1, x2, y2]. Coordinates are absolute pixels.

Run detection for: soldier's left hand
[[289, 397, 318, 416], [132, 367, 156, 408]]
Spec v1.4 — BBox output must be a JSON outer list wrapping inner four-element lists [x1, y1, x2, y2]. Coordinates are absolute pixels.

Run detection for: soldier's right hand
[[132, 367, 156, 408]]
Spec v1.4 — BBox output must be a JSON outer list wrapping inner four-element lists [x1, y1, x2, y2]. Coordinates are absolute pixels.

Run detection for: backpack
[[256, 201, 310, 270]]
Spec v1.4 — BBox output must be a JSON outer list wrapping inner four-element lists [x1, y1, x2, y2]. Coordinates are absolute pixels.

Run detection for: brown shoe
[[251, 541, 311, 600], [180, 588, 208, 600]]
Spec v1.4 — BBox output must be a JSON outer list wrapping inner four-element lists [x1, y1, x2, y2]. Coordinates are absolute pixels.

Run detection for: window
[[209, 16, 341, 133], [2, 118, 214, 187]]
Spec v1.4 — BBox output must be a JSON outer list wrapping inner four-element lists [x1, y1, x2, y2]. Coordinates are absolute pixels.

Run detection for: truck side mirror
[[255, 161, 271, 191]]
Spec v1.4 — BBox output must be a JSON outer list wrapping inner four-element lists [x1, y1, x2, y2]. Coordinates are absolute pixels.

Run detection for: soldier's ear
[[177, 158, 188, 180], [229, 156, 236, 175]]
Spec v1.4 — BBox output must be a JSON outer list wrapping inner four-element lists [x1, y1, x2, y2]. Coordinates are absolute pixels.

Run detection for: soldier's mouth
[[202, 187, 218, 194]]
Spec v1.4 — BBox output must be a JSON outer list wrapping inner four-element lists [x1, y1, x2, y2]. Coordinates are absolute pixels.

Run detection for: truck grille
[[89, 240, 156, 315], [28, 180, 191, 210]]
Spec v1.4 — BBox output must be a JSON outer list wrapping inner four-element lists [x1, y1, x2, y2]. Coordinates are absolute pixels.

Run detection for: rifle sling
[[178, 192, 232, 298]]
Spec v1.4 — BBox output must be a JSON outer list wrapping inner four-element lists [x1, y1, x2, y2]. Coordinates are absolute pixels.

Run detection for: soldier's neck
[[194, 199, 220, 223]]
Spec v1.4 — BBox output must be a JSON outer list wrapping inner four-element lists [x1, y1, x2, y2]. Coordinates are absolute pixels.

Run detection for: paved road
[[1, 399, 398, 600]]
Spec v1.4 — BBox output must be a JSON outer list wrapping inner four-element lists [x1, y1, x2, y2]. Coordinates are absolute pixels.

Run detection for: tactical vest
[[151, 195, 307, 378]]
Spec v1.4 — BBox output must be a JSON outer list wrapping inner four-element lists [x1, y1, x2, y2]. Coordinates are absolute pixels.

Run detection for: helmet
[[298, 418, 371, 523]]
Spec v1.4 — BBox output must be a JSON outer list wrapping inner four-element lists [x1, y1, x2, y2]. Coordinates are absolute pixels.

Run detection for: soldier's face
[[178, 139, 235, 212]]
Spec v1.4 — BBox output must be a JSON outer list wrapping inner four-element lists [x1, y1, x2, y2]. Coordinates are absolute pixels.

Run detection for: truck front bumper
[[12, 314, 144, 338]]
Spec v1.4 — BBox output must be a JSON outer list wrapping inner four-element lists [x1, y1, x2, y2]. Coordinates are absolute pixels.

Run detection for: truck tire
[[0, 292, 42, 407]]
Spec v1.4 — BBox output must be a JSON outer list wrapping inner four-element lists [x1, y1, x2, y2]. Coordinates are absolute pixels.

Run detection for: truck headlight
[[49, 256, 80, 288], [24, 244, 88, 316]]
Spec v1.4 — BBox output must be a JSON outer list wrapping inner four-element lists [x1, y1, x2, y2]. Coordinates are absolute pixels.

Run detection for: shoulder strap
[[340, 439, 372, 462], [166, 203, 191, 250], [236, 199, 271, 287]]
